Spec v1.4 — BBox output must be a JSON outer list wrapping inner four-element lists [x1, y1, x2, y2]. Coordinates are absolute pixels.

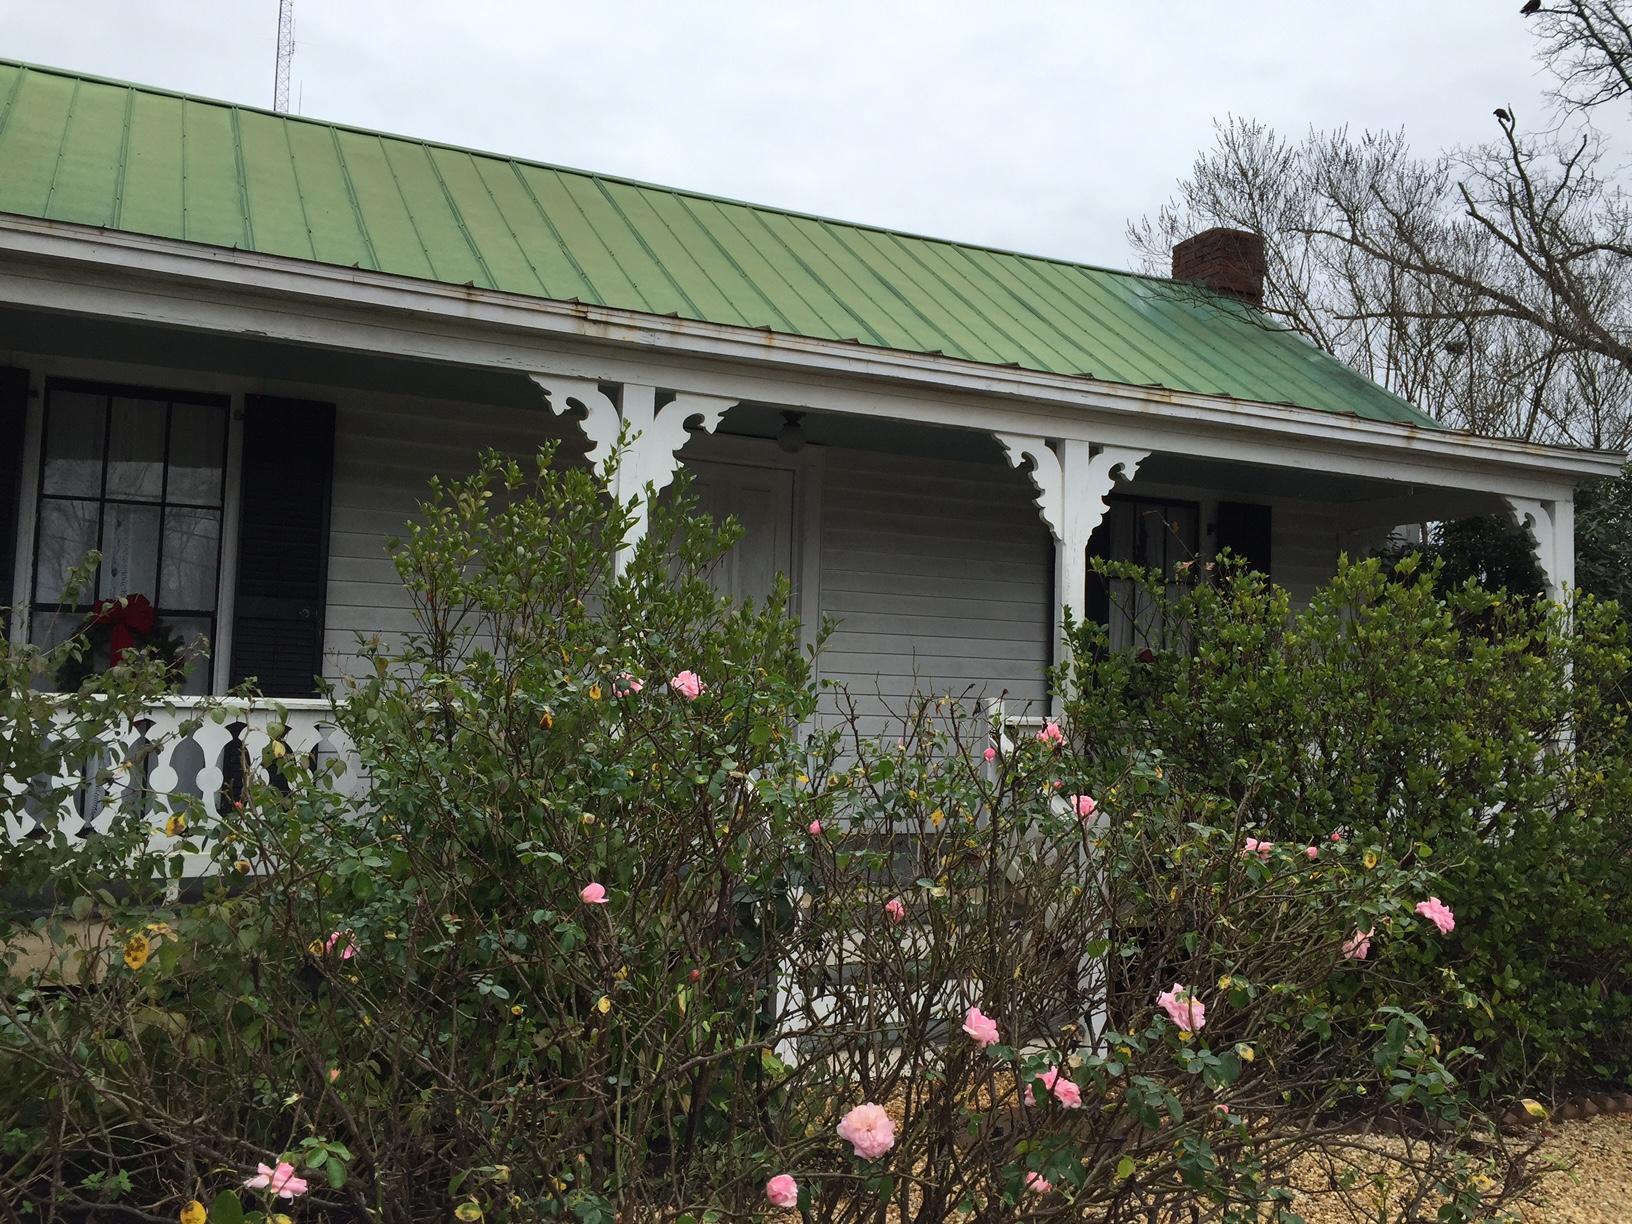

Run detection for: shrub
[[0, 456, 1535, 1220], [1067, 554, 1632, 1098]]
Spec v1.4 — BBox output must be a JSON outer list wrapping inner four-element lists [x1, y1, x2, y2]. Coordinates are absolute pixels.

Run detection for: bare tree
[[1130, 2, 1632, 451]]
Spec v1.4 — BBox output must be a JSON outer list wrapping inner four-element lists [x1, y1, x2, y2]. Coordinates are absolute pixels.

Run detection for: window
[[30, 380, 230, 694], [1087, 496, 1200, 652]]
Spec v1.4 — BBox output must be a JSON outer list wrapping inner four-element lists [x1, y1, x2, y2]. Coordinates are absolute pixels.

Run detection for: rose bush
[[0, 453, 1537, 1220]]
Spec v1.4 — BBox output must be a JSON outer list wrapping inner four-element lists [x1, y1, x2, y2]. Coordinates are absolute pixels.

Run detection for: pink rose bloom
[[1036, 1066, 1083, 1108], [1214, 1103, 1231, 1115], [1415, 897, 1455, 935], [324, 930, 357, 960], [836, 1102, 896, 1160], [1343, 928, 1374, 960], [883, 897, 906, 924], [962, 1005, 1000, 1047], [614, 671, 643, 695], [1070, 794, 1097, 819], [1242, 837, 1274, 861], [1329, 829, 1345, 842], [1035, 722, 1065, 748], [808, 819, 823, 837], [244, 1161, 309, 1199], [982, 746, 997, 762], [1024, 1171, 1053, 1194], [669, 670, 704, 700], [1157, 982, 1206, 1032], [1304, 845, 1319, 861], [765, 1174, 799, 1208], [580, 881, 608, 905]]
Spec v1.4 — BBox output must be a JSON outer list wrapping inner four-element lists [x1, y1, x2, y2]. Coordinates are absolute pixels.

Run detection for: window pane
[[98, 502, 161, 602], [162, 615, 213, 696], [167, 402, 227, 505], [33, 498, 100, 603], [42, 391, 105, 496], [106, 396, 167, 501], [160, 507, 221, 610]]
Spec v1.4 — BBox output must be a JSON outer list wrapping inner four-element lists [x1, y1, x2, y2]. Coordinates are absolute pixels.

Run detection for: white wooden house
[[0, 60, 1622, 823]]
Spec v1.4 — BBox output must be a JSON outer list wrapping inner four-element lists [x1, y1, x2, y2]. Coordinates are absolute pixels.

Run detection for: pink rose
[[1036, 1065, 1082, 1109], [766, 1174, 799, 1208], [883, 897, 906, 924], [1035, 722, 1065, 748], [1343, 928, 1374, 960], [1242, 837, 1274, 861], [982, 746, 997, 762], [244, 1160, 309, 1199], [1070, 794, 1097, 819], [1304, 845, 1319, 860], [1415, 897, 1455, 935], [808, 820, 823, 837], [836, 1102, 896, 1160], [614, 671, 643, 695], [962, 1005, 1000, 1048], [1157, 982, 1206, 1032], [1329, 829, 1344, 842], [1024, 1171, 1053, 1194], [324, 930, 357, 960], [669, 670, 704, 701], [580, 881, 608, 905]]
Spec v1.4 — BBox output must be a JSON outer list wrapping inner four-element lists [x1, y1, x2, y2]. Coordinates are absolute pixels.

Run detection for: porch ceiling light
[[777, 411, 807, 454]]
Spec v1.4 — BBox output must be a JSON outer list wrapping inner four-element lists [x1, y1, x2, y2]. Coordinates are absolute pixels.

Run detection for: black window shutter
[[0, 367, 28, 639], [1215, 501, 1272, 576], [230, 396, 336, 697]]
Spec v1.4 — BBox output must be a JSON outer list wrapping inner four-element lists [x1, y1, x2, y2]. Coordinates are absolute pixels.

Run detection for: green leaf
[[210, 1191, 245, 1224], [1115, 1155, 1136, 1181]]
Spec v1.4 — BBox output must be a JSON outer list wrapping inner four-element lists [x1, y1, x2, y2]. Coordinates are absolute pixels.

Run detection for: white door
[[683, 459, 795, 607]]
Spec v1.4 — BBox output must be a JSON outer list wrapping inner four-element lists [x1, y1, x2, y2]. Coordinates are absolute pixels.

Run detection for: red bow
[[91, 593, 156, 665]]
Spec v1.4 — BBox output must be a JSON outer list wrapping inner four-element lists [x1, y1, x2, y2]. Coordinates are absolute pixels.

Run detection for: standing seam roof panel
[[117, 90, 186, 239], [693, 198, 889, 344], [283, 120, 374, 269], [425, 146, 549, 297], [0, 60, 1439, 428], [327, 130, 435, 279]]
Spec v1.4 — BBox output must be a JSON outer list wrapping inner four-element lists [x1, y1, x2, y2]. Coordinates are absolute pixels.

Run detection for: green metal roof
[[0, 59, 1435, 427]]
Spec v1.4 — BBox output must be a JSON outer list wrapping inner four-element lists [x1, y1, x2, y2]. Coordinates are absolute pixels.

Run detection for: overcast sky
[[6, 1, 1558, 269]]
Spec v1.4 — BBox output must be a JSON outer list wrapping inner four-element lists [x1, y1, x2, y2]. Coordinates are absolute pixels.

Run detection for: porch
[[0, 303, 1604, 827]]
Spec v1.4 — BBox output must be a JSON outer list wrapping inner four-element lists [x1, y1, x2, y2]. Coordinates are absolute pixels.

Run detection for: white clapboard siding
[[816, 447, 1053, 736], [1269, 499, 1342, 607], [323, 389, 580, 679]]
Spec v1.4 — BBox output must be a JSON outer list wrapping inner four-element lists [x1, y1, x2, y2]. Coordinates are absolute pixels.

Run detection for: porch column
[[997, 434, 1149, 704], [1503, 493, 1576, 604], [531, 377, 735, 572]]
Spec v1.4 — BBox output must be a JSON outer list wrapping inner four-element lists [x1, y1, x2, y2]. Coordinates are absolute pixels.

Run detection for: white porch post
[[531, 377, 735, 572], [997, 434, 1149, 706], [1504, 493, 1576, 604]]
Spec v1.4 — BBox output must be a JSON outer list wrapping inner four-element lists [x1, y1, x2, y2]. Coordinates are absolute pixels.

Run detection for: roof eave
[[0, 212, 1623, 485]]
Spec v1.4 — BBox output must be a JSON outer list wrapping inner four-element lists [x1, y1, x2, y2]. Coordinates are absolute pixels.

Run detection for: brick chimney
[[1171, 227, 1267, 307]]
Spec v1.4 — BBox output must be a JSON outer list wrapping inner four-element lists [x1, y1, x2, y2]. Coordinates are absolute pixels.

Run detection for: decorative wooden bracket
[[997, 434, 1149, 708], [531, 376, 736, 567], [995, 433, 1065, 539], [996, 435, 1148, 543], [1503, 494, 1575, 602]]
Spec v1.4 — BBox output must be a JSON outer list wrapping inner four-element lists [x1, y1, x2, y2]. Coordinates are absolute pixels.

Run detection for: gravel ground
[[1511, 1115, 1632, 1224], [1287, 1114, 1632, 1224]]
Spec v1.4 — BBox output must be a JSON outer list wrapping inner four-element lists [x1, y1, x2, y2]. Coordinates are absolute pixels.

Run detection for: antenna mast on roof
[[272, 0, 294, 113]]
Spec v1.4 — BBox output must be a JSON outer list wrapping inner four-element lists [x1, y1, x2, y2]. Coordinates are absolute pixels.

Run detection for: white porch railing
[[2, 697, 361, 874]]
